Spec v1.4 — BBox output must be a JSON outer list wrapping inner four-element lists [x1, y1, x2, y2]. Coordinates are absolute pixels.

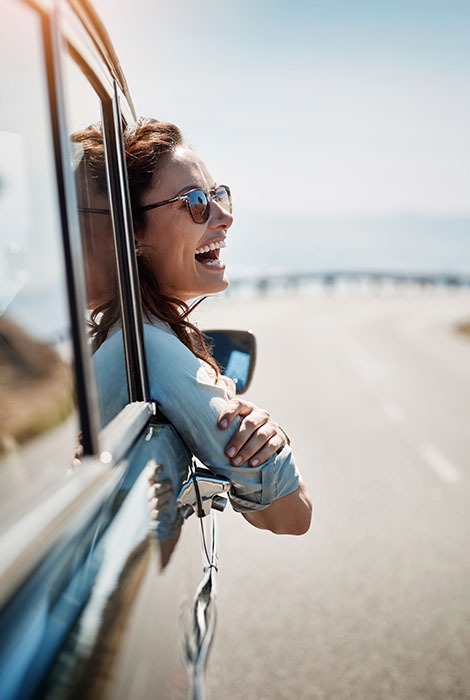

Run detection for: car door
[[0, 1, 222, 698]]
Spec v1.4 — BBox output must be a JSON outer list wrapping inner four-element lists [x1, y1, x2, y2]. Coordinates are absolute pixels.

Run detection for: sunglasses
[[139, 185, 232, 224]]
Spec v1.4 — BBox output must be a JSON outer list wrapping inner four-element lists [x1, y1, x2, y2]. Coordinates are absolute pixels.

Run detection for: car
[[0, 1, 255, 697]]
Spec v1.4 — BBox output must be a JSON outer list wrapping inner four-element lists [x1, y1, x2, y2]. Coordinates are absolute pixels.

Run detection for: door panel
[[38, 424, 215, 700]]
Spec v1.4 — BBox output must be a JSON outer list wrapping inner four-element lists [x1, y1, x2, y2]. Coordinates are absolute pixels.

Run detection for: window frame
[[49, 0, 151, 451], [0, 0, 154, 606]]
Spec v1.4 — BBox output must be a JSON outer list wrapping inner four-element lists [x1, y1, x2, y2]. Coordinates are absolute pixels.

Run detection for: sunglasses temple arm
[[140, 195, 182, 213]]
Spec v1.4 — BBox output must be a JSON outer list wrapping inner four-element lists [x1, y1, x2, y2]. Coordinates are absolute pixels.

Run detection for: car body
[[0, 2, 254, 697]]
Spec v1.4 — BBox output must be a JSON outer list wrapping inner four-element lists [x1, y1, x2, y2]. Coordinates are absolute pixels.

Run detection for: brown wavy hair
[[73, 118, 218, 373]]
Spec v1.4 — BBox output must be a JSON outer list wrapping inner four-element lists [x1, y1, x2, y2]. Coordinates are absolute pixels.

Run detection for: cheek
[[141, 215, 199, 273], [143, 217, 176, 254]]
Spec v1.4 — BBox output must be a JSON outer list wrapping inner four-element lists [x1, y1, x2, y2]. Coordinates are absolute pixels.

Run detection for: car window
[[0, 0, 79, 528], [61, 55, 129, 428]]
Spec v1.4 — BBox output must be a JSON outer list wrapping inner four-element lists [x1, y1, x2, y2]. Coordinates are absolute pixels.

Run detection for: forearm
[[241, 481, 312, 535], [144, 326, 309, 522]]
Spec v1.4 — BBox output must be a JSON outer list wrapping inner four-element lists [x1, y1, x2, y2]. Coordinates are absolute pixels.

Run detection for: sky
[[2, 0, 470, 307], [93, 0, 470, 218]]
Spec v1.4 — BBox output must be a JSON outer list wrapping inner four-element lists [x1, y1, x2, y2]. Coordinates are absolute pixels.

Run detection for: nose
[[210, 199, 233, 230]]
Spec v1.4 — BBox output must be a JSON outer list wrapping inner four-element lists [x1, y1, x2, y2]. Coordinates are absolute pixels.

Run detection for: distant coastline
[[225, 212, 470, 278], [3, 211, 469, 342]]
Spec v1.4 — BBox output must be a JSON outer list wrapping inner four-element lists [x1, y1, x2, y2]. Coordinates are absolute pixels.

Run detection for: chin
[[208, 274, 229, 296], [197, 273, 229, 297], [177, 271, 229, 301]]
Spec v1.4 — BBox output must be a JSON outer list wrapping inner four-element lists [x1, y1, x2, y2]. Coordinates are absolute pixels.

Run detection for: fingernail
[[233, 456, 242, 465], [220, 418, 228, 428], [227, 446, 236, 457], [250, 458, 259, 466]]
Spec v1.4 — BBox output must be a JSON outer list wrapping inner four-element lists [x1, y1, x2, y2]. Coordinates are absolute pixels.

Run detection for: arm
[[218, 401, 312, 535], [145, 323, 311, 534], [218, 398, 290, 467], [242, 482, 312, 535]]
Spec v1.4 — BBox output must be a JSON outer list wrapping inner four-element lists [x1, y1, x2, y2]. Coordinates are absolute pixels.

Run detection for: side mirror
[[203, 329, 257, 394]]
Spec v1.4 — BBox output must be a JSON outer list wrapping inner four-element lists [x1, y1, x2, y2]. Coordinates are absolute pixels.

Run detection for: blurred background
[[94, 0, 470, 282], [92, 0, 470, 697], [88, 2, 470, 698], [1, 1, 469, 698]]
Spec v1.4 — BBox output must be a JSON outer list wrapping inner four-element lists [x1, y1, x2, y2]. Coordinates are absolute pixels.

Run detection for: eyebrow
[[173, 183, 218, 197]]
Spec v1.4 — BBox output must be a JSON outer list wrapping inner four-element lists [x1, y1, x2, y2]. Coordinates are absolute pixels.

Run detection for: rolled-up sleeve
[[226, 445, 301, 512], [144, 322, 301, 512]]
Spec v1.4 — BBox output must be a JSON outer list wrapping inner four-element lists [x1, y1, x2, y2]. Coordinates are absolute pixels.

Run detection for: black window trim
[[101, 85, 150, 402], [48, 1, 152, 450], [45, 4, 101, 455], [0, 0, 156, 605]]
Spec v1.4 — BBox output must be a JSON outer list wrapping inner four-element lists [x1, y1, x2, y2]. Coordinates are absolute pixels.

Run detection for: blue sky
[[2, 0, 470, 307], [94, 0, 470, 217]]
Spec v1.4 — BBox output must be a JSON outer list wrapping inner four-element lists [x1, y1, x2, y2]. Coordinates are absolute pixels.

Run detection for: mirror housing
[[204, 329, 257, 394]]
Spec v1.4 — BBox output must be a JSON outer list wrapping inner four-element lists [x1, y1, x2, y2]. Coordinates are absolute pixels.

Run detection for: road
[[197, 287, 470, 700]]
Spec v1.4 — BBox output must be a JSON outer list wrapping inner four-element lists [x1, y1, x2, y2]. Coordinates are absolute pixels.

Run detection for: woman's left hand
[[218, 399, 290, 467]]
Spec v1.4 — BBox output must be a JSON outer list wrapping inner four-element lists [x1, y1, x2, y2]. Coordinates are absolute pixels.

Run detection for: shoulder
[[143, 320, 222, 399], [93, 325, 125, 367], [91, 326, 127, 425], [143, 320, 199, 370]]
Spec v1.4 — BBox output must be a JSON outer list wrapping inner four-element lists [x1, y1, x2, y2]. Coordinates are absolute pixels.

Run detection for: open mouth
[[195, 239, 226, 269]]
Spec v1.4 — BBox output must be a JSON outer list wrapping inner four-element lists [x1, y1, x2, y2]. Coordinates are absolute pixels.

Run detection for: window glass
[[61, 54, 128, 427], [0, 1, 78, 528]]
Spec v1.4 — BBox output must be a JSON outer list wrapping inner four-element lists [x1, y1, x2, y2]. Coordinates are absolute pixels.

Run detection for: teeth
[[195, 239, 226, 255]]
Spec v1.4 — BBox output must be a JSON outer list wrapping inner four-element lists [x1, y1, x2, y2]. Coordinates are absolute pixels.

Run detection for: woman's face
[[139, 146, 233, 301]]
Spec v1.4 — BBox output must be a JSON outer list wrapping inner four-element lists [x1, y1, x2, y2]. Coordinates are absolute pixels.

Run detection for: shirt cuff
[[227, 445, 301, 513]]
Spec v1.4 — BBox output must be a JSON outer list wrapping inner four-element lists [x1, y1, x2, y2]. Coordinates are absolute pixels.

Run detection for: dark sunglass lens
[[214, 186, 232, 213], [187, 189, 209, 223]]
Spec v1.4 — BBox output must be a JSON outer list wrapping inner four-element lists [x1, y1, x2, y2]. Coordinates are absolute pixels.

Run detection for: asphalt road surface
[[198, 287, 470, 700]]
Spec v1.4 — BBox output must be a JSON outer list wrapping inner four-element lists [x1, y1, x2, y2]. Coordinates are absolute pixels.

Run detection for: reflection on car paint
[[38, 424, 203, 698]]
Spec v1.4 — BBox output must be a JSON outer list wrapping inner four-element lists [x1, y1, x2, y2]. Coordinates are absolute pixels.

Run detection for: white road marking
[[381, 399, 405, 424], [418, 443, 461, 483]]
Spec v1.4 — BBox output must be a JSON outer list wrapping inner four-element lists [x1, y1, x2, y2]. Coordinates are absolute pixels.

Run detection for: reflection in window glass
[[0, 1, 78, 528], [62, 56, 128, 426]]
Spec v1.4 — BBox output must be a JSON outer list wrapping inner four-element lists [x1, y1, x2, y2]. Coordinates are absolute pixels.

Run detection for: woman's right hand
[[217, 399, 290, 467]]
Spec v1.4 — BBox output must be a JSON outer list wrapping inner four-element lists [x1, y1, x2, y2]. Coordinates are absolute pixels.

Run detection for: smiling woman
[[136, 144, 232, 301], [76, 117, 312, 535], [0, 1, 311, 697]]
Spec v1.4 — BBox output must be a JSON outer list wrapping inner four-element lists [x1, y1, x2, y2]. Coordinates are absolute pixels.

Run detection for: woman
[[74, 119, 312, 535]]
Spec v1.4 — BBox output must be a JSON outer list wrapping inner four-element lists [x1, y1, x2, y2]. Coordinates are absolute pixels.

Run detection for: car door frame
[[0, 1, 220, 698]]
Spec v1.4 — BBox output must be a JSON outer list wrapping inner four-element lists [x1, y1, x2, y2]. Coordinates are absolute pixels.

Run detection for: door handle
[[177, 470, 231, 519]]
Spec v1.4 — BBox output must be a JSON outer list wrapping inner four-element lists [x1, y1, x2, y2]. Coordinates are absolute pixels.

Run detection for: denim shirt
[[93, 319, 301, 512]]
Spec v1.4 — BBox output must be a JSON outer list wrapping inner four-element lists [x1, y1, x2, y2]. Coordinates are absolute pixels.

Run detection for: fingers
[[227, 419, 288, 467], [148, 480, 173, 520], [224, 405, 270, 459], [152, 482, 173, 509], [243, 431, 286, 466], [218, 399, 257, 430], [229, 422, 286, 466], [219, 399, 289, 467], [147, 459, 163, 485], [147, 460, 173, 521]]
